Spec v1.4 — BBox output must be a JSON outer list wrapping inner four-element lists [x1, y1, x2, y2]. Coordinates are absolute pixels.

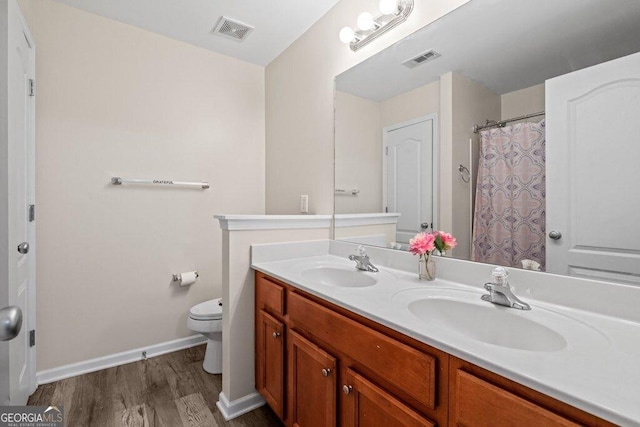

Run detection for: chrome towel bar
[[335, 188, 360, 195], [111, 177, 209, 189]]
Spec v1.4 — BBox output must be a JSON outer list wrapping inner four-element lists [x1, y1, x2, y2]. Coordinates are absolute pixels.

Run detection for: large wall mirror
[[334, 0, 640, 284]]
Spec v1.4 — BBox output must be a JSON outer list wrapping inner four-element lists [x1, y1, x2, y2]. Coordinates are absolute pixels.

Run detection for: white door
[[1, 0, 36, 405], [546, 52, 640, 283], [383, 114, 437, 245]]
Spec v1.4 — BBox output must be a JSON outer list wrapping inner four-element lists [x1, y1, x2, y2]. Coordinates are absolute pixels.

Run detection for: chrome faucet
[[481, 267, 531, 310], [348, 246, 379, 273]]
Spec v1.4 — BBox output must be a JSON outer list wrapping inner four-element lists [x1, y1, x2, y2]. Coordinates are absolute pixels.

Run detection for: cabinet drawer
[[288, 292, 437, 409], [256, 273, 285, 316], [453, 369, 579, 427]]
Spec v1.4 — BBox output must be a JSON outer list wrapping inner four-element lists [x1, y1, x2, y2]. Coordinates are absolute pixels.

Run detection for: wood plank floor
[[28, 345, 283, 427]]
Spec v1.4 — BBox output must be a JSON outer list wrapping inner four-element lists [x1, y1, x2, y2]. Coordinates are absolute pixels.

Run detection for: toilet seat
[[189, 298, 222, 321]]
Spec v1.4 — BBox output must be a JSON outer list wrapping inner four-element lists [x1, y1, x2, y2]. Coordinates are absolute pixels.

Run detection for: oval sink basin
[[393, 287, 609, 353], [408, 298, 567, 352], [301, 267, 377, 288]]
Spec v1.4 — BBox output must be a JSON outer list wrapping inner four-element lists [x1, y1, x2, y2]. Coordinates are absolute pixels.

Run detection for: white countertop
[[252, 242, 640, 426]]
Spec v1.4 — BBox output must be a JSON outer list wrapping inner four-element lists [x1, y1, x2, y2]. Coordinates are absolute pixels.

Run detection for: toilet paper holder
[[172, 271, 199, 282]]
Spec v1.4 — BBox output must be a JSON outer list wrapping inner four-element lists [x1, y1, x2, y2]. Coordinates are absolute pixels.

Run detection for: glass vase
[[419, 255, 436, 281]]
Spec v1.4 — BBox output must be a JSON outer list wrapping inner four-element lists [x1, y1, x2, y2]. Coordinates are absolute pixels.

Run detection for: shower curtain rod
[[473, 111, 545, 133]]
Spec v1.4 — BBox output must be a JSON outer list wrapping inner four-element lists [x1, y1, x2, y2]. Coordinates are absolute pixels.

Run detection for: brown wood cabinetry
[[256, 271, 444, 425], [288, 330, 337, 427], [288, 292, 437, 412], [255, 274, 287, 420], [448, 357, 613, 427], [452, 369, 577, 426], [255, 271, 614, 427], [256, 310, 285, 419], [341, 368, 434, 427]]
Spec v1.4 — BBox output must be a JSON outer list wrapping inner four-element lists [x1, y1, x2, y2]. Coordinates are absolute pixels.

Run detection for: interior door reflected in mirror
[[333, 0, 640, 285]]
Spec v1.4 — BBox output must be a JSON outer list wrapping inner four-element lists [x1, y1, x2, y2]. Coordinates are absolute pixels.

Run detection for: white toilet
[[187, 298, 223, 374]]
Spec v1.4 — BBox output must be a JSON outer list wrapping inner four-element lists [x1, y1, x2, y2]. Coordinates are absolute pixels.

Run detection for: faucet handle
[[356, 245, 367, 257], [491, 267, 509, 285]]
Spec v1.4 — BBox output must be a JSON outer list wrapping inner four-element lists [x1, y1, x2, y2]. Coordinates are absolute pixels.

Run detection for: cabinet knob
[[342, 385, 353, 395], [272, 332, 280, 338], [321, 368, 332, 377]]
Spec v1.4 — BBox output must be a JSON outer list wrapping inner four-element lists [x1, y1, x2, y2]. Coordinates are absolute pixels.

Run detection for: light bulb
[[379, 0, 398, 15], [357, 12, 375, 31], [339, 27, 356, 44]]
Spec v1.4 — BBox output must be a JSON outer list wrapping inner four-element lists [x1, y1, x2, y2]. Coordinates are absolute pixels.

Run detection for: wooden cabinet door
[[288, 330, 337, 427], [256, 310, 285, 420], [451, 369, 578, 427], [342, 368, 434, 427]]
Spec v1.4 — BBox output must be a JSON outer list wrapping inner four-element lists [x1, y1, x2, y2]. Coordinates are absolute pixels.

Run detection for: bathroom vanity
[[255, 271, 611, 426], [251, 241, 640, 426]]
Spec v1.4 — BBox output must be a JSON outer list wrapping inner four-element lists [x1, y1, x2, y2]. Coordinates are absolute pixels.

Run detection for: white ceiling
[[336, 0, 640, 101], [53, 0, 341, 66]]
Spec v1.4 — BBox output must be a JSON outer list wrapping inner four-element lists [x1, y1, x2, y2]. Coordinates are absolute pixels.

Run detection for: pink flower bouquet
[[409, 230, 457, 260], [409, 230, 456, 281]]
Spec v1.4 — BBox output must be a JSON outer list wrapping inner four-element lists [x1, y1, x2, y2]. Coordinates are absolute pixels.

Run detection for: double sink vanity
[[251, 240, 640, 426]]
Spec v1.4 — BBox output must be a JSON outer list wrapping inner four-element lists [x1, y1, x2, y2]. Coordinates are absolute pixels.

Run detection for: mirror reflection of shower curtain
[[471, 120, 546, 270]]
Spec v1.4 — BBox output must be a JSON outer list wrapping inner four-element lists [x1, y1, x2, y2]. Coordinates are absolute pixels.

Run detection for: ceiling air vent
[[402, 50, 441, 69], [212, 16, 254, 42]]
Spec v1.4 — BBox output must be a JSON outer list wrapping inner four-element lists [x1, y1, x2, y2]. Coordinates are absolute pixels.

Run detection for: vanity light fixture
[[339, 0, 414, 51], [357, 12, 378, 31]]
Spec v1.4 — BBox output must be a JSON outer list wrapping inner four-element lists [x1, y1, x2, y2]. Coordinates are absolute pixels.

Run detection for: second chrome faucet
[[348, 246, 379, 273], [481, 267, 531, 310]]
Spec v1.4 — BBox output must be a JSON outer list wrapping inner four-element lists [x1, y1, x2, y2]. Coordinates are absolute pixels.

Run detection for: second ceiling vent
[[213, 16, 254, 42], [402, 49, 441, 69]]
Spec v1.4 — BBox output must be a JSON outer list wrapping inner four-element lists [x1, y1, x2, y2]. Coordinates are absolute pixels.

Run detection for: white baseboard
[[216, 391, 265, 420], [36, 335, 207, 385]]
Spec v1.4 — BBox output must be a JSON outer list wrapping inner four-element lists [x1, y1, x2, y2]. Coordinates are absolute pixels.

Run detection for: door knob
[[272, 332, 280, 338], [420, 222, 430, 230], [548, 231, 562, 240], [0, 306, 22, 341], [343, 385, 353, 395], [321, 368, 331, 377], [17, 242, 29, 254]]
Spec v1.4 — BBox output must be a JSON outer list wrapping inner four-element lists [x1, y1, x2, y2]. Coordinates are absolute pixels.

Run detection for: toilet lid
[[190, 298, 223, 321]]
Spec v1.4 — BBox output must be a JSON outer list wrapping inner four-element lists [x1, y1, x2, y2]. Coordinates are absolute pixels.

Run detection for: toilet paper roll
[[178, 271, 198, 287]]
